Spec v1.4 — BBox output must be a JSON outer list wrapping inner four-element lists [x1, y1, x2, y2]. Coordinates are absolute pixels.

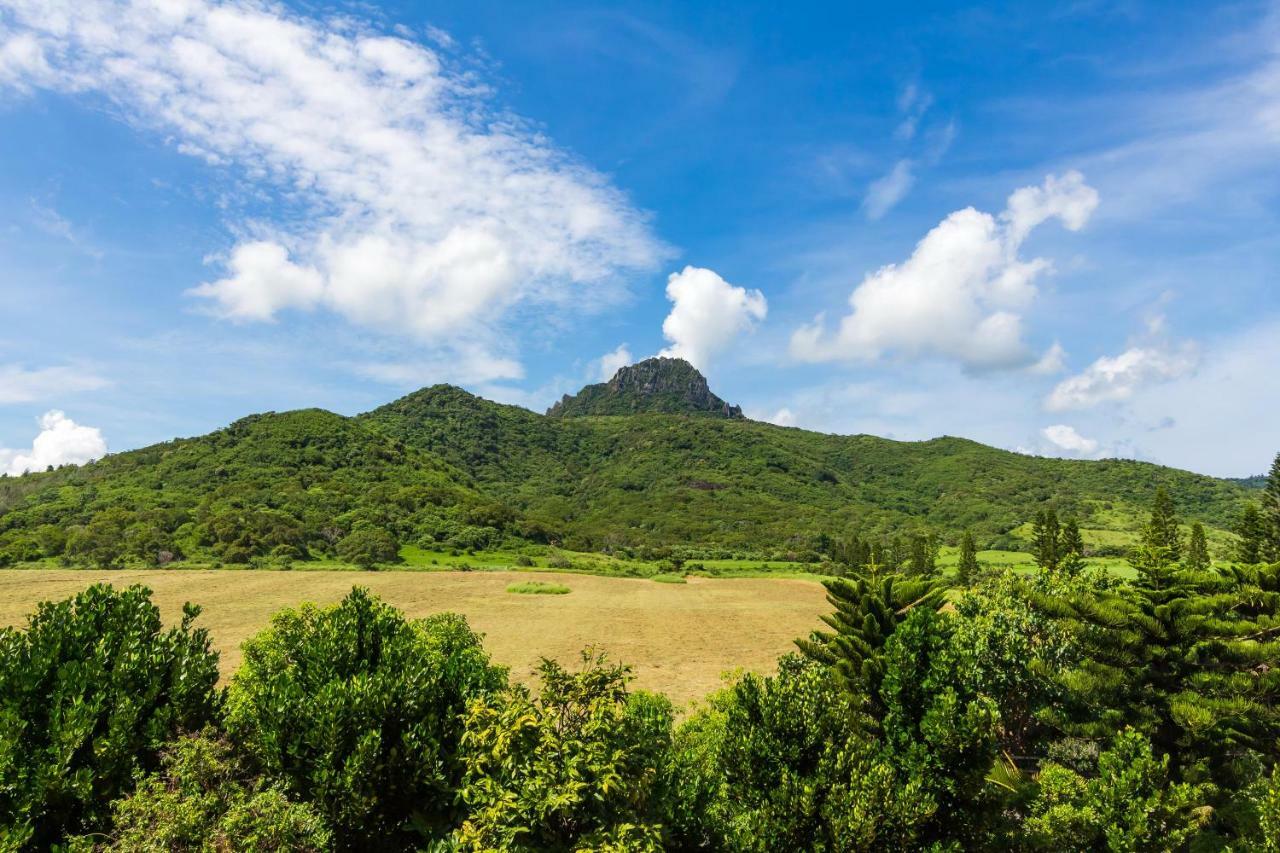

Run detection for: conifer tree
[[1058, 518, 1086, 576], [1143, 487, 1182, 564], [1236, 503, 1266, 565], [1032, 509, 1060, 573], [1185, 521, 1210, 571], [796, 572, 946, 717], [908, 534, 937, 578], [956, 531, 979, 586], [1266, 452, 1280, 561]]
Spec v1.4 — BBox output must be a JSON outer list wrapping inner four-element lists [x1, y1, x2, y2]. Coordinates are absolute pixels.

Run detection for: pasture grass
[[507, 580, 570, 595]]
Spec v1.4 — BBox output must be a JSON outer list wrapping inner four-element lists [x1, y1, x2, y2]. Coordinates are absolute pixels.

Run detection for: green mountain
[[547, 357, 743, 418], [0, 360, 1256, 567]]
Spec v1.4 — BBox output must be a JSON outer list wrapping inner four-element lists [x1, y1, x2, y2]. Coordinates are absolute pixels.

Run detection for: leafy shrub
[[94, 730, 330, 851], [0, 584, 220, 849], [335, 527, 399, 569], [455, 653, 673, 851], [506, 581, 570, 595], [225, 588, 506, 849], [513, 554, 534, 567]]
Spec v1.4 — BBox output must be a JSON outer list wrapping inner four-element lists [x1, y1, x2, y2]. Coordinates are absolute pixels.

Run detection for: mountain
[[0, 363, 1258, 567], [547, 357, 743, 418]]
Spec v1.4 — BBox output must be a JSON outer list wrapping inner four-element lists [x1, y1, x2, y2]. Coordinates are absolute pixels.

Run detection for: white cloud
[[352, 347, 524, 387], [863, 159, 914, 220], [595, 344, 632, 381], [0, 0, 664, 352], [791, 171, 1099, 371], [0, 364, 110, 403], [767, 407, 796, 427], [1029, 341, 1067, 375], [1046, 343, 1198, 411], [1042, 423, 1099, 456], [0, 410, 106, 476], [658, 266, 767, 371]]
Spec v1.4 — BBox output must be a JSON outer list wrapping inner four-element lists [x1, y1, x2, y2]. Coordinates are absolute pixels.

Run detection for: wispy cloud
[[0, 0, 667, 373], [0, 363, 110, 404]]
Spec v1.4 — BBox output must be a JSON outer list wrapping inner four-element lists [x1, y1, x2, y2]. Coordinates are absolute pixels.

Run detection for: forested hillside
[[0, 359, 1257, 567]]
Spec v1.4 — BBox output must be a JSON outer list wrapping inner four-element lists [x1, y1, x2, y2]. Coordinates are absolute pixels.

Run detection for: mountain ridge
[[547, 357, 743, 419]]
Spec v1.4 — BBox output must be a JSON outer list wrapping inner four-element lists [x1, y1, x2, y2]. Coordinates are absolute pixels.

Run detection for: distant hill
[[547, 357, 743, 418], [1231, 475, 1267, 490], [0, 361, 1258, 566]]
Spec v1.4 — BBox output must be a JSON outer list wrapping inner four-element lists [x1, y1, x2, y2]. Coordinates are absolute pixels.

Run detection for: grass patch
[[651, 573, 687, 584], [506, 581, 570, 595]]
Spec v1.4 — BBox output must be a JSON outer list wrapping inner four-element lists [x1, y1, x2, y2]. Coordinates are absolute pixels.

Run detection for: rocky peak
[[547, 357, 743, 418]]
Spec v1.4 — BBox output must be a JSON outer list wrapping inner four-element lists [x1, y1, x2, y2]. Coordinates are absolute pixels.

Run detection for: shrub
[[513, 554, 535, 567], [225, 588, 506, 849], [0, 584, 220, 849], [506, 581, 570, 595], [335, 527, 399, 569], [94, 730, 330, 851], [455, 653, 673, 851]]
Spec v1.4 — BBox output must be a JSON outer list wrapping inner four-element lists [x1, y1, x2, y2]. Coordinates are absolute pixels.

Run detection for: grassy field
[[0, 570, 827, 708]]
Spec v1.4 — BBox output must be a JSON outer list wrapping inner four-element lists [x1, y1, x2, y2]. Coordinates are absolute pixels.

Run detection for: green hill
[[0, 359, 1256, 567]]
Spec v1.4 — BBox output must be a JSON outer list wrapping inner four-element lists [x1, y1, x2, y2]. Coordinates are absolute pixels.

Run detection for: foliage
[[956, 530, 979, 586], [795, 572, 945, 716], [224, 588, 506, 849], [506, 581, 570, 595], [92, 730, 330, 851], [1186, 521, 1210, 571], [454, 652, 672, 852], [335, 527, 399, 569], [1025, 728, 1212, 850], [670, 655, 930, 851], [0, 584, 220, 850]]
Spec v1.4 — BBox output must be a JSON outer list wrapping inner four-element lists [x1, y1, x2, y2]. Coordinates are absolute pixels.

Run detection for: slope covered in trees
[[0, 360, 1259, 567]]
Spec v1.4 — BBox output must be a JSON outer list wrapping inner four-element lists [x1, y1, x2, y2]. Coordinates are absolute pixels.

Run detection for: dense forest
[[0, 360, 1260, 570], [4, 479, 1280, 850]]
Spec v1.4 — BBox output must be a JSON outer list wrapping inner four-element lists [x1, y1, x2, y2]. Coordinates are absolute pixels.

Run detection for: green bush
[[506, 581, 570, 595], [224, 588, 506, 849], [93, 729, 330, 851], [335, 527, 399, 569], [0, 584, 220, 849], [455, 653, 673, 851]]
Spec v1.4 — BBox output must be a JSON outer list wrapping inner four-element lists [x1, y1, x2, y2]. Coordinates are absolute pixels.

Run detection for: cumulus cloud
[[1046, 342, 1199, 411], [0, 364, 110, 403], [791, 171, 1099, 371], [863, 159, 915, 220], [1042, 423, 1099, 456], [0, 0, 663, 349], [595, 344, 633, 381], [658, 266, 767, 371], [1028, 342, 1067, 375], [0, 410, 106, 476]]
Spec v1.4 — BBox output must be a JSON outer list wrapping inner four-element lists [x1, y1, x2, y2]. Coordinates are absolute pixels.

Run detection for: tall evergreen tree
[[1058, 518, 1086, 576], [1236, 503, 1267, 565], [956, 531, 979, 586], [796, 572, 946, 717], [1143, 487, 1182, 564], [907, 534, 937, 578], [1185, 522, 1210, 571], [1032, 509, 1060, 573], [1266, 452, 1280, 561]]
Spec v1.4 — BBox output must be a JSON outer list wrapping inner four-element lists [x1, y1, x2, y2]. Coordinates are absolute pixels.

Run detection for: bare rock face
[[546, 357, 744, 418]]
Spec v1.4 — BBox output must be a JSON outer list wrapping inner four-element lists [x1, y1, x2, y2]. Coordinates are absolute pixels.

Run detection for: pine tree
[[956, 531, 979, 586], [1032, 509, 1060, 573], [907, 534, 937, 578], [1058, 518, 1086, 576], [1185, 522, 1210, 571], [796, 572, 946, 716], [1143, 487, 1181, 564], [1236, 503, 1266, 565], [1266, 452, 1280, 561]]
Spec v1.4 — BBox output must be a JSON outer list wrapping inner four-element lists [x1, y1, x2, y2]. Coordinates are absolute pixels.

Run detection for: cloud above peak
[[0, 0, 665, 344], [792, 171, 1098, 371], [659, 266, 766, 371]]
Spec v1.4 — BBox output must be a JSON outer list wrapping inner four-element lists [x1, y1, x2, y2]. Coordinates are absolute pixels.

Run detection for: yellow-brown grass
[[0, 570, 827, 708]]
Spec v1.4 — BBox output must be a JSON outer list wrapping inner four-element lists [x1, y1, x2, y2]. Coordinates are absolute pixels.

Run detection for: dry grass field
[[0, 570, 827, 708]]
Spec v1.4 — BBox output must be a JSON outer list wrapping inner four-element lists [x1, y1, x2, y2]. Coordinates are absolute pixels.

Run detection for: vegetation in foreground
[[4, 480, 1280, 851]]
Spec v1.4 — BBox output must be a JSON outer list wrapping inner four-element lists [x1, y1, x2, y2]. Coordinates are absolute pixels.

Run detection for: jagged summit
[[547, 357, 744, 418]]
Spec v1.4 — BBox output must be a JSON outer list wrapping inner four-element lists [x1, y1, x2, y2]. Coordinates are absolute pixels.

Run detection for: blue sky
[[0, 0, 1277, 477]]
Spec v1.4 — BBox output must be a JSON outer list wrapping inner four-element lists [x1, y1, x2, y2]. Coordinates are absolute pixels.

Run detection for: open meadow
[[0, 569, 828, 707]]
